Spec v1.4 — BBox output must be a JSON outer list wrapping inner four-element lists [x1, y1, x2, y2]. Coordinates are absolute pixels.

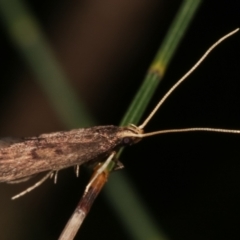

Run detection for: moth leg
[[113, 160, 124, 171], [75, 165, 80, 177], [86, 152, 116, 192], [49, 170, 59, 184], [54, 171, 58, 184], [11, 171, 53, 200]]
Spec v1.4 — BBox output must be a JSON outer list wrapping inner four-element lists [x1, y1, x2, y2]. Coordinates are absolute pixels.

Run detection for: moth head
[[117, 124, 143, 146]]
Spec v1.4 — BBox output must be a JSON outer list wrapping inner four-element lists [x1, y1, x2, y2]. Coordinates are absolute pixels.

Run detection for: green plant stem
[[121, 0, 202, 126], [104, 1, 202, 240], [0, 0, 93, 128]]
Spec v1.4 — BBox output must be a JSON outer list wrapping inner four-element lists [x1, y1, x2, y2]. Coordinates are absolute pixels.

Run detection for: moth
[[0, 28, 239, 200]]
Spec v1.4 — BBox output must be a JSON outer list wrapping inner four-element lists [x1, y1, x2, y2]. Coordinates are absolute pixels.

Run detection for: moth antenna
[[137, 128, 240, 138], [12, 171, 53, 200], [138, 28, 239, 130]]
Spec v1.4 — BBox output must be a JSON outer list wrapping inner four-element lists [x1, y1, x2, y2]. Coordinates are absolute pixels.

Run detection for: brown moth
[[0, 126, 137, 182], [0, 28, 239, 200]]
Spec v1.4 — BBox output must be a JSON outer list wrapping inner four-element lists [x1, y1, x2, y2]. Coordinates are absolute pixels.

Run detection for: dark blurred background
[[0, 0, 240, 239]]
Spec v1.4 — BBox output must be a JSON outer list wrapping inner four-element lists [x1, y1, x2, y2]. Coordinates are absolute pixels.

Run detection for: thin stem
[[121, 0, 202, 126], [0, 0, 93, 128], [104, 2, 202, 240], [59, 169, 109, 240]]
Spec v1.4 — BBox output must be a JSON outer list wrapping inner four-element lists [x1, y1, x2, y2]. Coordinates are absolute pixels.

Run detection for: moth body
[[0, 125, 140, 182]]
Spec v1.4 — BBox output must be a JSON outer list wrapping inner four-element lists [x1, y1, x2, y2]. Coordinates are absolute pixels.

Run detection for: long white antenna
[[138, 28, 239, 130], [138, 127, 240, 138]]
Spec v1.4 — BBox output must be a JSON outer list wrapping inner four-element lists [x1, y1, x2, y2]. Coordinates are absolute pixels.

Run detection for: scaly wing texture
[[0, 126, 121, 182]]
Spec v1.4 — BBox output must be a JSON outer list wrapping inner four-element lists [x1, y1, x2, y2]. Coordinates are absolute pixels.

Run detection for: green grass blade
[[105, 1, 202, 240], [121, 0, 202, 126], [0, 0, 93, 128]]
